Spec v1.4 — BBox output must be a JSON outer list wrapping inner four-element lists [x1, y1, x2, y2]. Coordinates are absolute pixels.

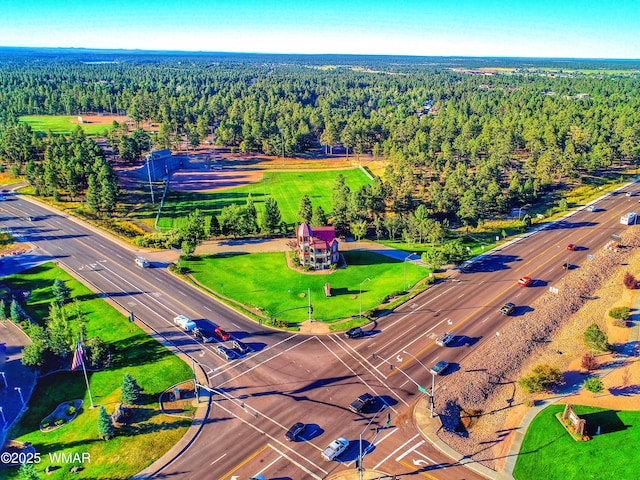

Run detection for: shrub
[[41, 420, 51, 429], [581, 352, 598, 371], [623, 271, 637, 289], [583, 323, 609, 352], [608, 306, 630, 320], [518, 364, 563, 393], [65, 406, 76, 416], [54, 418, 65, 426], [584, 376, 604, 394]]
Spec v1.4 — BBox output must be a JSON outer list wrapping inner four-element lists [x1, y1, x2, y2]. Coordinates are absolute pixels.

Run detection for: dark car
[[232, 339, 253, 355], [284, 422, 305, 441], [345, 327, 364, 339], [429, 360, 449, 376], [499, 302, 516, 315], [193, 327, 214, 343], [215, 345, 236, 360], [349, 392, 375, 413], [214, 327, 230, 341]]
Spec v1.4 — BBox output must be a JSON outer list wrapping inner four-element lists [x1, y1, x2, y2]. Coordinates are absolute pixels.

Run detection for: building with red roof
[[295, 223, 339, 270]]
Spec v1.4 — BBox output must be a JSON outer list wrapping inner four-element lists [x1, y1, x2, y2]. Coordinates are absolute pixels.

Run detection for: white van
[[173, 315, 197, 331], [135, 257, 150, 268]]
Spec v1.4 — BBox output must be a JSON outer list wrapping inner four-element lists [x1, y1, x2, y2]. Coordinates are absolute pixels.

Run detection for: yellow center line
[[399, 459, 441, 479], [218, 443, 269, 480]]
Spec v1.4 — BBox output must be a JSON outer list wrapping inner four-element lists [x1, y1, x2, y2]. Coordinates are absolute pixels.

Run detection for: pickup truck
[[173, 315, 197, 331], [349, 393, 374, 413], [321, 437, 349, 461], [435, 332, 455, 347]]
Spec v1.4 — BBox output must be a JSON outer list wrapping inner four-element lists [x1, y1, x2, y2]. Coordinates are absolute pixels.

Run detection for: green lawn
[[19, 115, 115, 136], [513, 404, 640, 480], [183, 250, 429, 322], [2, 263, 193, 479], [157, 169, 371, 231]]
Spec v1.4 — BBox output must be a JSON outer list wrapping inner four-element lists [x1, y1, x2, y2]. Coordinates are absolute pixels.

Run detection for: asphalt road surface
[[0, 184, 636, 479]]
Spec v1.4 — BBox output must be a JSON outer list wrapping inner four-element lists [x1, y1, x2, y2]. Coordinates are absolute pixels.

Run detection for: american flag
[[71, 340, 84, 370]]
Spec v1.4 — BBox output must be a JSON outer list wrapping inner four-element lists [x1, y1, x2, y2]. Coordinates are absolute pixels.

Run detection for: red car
[[518, 276, 532, 287], [214, 327, 230, 341], [566, 244, 575, 251]]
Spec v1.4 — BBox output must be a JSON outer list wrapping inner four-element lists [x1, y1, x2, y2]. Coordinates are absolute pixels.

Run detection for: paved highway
[[0, 184, 636, 479]]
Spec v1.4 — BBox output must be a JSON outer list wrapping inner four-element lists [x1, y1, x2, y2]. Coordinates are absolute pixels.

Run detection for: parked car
[[232, 339, 253, 355], [517, 276, 532, 287], [215, 345, 236, 360], [586, 205, 597, 212], [429, 360, 449, 376], [566, 243, 576, 251], [173, 315, 197, 331], [499, 302, 516, 315], [214, 327, 230, 341], [321, 437, 349, 461], [193, 327, 214, 343], [626, 191, 633, 197], [345, 327, 364, 339], [284, 422, 305, 441], [435, 332, 455, 347], [349, 392, 375, 413]]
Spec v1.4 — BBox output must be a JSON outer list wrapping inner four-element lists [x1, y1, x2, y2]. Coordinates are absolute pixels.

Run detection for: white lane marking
[[396, 439, 426, 461], [204, 306, 212, 311], [210, 453, 226, 465], [211, 399, 325, 478], [374, 433, 422, 470]]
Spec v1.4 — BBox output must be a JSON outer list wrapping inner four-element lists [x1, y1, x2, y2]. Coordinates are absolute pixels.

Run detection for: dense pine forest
[[1, 49, 640, 251]]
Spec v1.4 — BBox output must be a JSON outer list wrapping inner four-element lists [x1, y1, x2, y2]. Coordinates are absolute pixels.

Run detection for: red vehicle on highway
[[566, 244, 576, 251], [214, 327, 230, 341], [518, 276, 532, 287]]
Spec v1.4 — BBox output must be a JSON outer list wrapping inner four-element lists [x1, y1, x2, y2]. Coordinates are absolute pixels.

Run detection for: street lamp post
[[358, 405, 386, 480], [0, 371, 7, 388], [0, 406, 6, 430], [279, 128, 285, 166], [403, 350, 436, 418], [404, 253, 417, 292], [359, 278, 371, 317], [14, 387, 25, 407]]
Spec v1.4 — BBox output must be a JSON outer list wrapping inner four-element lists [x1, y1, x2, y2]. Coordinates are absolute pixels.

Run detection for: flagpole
[[81, 354, 95, 408]]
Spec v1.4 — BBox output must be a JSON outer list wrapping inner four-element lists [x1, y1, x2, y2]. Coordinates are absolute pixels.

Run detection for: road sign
[[418, 385, 427, 394]]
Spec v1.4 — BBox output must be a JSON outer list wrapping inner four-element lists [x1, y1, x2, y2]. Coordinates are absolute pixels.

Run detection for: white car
[[321, 437, 349, 461]]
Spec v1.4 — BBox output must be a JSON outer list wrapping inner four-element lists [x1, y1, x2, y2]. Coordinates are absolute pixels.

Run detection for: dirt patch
[[70, 114, 129, 125]]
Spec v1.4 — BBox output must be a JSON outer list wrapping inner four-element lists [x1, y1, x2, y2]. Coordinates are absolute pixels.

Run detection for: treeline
[[1, 55, 640, 233], [0, 119, 118, 213]]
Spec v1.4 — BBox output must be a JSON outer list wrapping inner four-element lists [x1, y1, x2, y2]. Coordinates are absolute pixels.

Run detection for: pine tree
[[10, 299, 23, 323], [245, 194, 258, 233], [121, 373, 142, 405], [298, 195, 313, 224], [97, 405, 114, 440], [0, 299, 6, 321], [18, 461, 39, 480], [261, 197, 282, 234], [52, 278, 71, 305], [311, 205, 328, 226], [86, 174, 100, 212]]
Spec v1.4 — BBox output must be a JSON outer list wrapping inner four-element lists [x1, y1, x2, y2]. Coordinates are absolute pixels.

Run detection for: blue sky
[[1, 0, 639, 58]]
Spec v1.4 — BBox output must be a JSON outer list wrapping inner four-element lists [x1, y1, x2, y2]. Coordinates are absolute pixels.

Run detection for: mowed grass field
[[19, 115, 115, 136], [157, 169, 371, 231], [183, 250, 428, 322], [3, 263, 193, 479], [513, 404, 640, 480]]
